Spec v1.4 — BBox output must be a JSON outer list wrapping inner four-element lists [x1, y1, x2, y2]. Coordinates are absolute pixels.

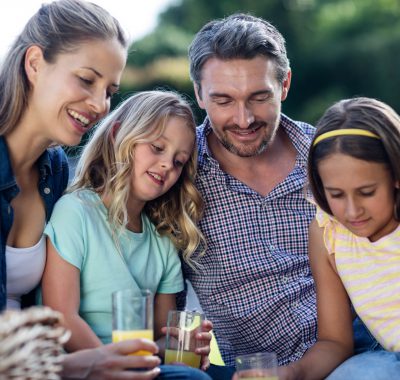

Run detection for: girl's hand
[[195, 319, 213, 371], [160, 317, 213, 371]]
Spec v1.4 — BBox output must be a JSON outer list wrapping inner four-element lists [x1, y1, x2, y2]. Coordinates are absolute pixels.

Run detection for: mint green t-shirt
[[44, 189, 184, 343]]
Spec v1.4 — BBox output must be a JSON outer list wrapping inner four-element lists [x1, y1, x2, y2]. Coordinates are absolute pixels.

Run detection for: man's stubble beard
[[215, 121, 278, 158]]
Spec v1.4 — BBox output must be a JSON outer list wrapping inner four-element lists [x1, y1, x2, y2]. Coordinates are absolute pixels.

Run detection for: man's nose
[[233, 104, 255, 129]]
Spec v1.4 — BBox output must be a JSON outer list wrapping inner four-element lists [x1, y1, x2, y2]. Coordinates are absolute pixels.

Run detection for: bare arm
[[279, 219, 354, 380], [42, 238, 102, 352], [153, 293, 176, 353]]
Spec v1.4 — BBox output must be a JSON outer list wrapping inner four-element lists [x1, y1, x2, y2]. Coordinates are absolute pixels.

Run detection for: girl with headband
[[279, 97, 400, 379]]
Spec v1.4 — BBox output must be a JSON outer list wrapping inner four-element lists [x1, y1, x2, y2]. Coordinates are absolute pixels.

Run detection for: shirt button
[[44, 187, 51, 195], [281, 275, 289, 284]]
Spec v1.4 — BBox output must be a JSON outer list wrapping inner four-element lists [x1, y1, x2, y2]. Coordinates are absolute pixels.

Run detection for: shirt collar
[[0, 135, 52, 190], [279, 114, 314, 168], [196, 118, 213, 164], [37, 149, 52, 178], [0, 136, 15, 190]]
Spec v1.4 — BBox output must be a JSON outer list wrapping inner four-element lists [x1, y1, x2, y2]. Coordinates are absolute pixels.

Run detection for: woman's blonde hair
[[71, 90, 205, 266], [0, 0, 127, 136]]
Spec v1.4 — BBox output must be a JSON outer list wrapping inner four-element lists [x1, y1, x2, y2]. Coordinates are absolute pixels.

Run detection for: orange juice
[[164, 348, 201, 368], [237, 370, 278, 380], [112, 329, 154, 355]]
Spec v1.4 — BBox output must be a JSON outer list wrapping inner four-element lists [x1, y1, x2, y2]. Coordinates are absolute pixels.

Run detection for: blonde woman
[[42, 90, 212, 380]]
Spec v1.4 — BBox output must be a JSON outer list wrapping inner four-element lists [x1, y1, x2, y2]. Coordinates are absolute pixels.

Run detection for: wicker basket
[[0, 306, 71, 380]]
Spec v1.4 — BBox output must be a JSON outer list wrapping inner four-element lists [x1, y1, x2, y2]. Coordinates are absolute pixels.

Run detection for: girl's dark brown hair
[[308, 97, 400, 219]]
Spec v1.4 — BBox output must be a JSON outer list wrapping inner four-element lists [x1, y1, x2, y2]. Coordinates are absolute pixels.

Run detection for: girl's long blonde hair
[[71, 90, 205, 266]]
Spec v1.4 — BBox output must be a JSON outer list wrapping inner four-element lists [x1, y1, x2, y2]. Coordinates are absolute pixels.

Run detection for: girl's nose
[[161, 158, 173, 170], [345, 198, 363, 219]]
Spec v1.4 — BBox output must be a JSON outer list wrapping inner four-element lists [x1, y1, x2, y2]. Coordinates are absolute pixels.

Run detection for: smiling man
[[183, 13, 317, 379]]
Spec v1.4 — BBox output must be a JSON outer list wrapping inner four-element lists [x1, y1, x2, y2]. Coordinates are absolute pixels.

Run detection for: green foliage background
[[119, 0, 400, 126]]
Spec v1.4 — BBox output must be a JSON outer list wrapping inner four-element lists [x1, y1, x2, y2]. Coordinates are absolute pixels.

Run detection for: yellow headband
[[313, 129, 380, 146]]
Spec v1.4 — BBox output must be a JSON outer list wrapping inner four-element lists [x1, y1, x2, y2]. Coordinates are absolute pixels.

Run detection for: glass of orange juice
[[111, 289, 154, 356], [164, 310, 204, 368], [235, 352, 278, 380]]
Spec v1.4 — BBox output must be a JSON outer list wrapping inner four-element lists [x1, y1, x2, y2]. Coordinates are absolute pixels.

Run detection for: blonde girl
[[42, 90, 212, 379]]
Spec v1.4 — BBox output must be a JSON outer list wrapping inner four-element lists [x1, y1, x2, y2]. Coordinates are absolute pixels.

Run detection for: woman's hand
[[61, 339, 161, 379]]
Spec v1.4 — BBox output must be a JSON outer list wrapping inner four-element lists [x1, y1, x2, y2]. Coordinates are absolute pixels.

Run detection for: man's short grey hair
[[189, 13, 290, 91]]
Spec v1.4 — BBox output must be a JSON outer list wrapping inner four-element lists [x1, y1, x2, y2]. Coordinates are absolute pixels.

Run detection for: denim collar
[[0, 135, 52, 191]]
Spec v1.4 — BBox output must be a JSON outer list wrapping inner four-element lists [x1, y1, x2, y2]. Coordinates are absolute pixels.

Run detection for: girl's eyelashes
[[174, 159, 184, 168], [360, 191, 375, 197], [328, 193, 343, 199], [150, 143, 188, 167], [327, 190, 376, 199], [151, 143, 163, 152]]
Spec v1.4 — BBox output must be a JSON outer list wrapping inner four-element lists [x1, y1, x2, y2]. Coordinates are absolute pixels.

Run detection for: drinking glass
[[164, 310, 204, 368], [235, 352, 278, 380], [112, 288, 154, 355]]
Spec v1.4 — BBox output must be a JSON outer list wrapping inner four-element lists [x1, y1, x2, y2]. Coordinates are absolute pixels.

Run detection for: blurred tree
[[123, 0, 400, 125], [127, 25, 193, 67]]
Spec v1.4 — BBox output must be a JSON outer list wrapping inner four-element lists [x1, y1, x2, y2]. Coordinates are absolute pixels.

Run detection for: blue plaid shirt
[[183, 114, 317, 366]]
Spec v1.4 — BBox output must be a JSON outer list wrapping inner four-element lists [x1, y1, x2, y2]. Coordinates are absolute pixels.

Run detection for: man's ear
[[24, 45, 45, 85], [281, 69, 292, 102], [194, 83, 205, 110]]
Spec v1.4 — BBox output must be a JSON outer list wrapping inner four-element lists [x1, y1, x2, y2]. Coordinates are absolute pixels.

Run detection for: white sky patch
[[0, 0, 173, 61]]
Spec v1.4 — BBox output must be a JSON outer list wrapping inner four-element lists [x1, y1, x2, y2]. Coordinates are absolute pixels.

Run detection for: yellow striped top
[[316, 207, 400, 351]]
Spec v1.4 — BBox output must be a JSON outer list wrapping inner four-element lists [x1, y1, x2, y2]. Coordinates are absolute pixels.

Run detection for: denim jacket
[[0, 136, 69, 311]]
